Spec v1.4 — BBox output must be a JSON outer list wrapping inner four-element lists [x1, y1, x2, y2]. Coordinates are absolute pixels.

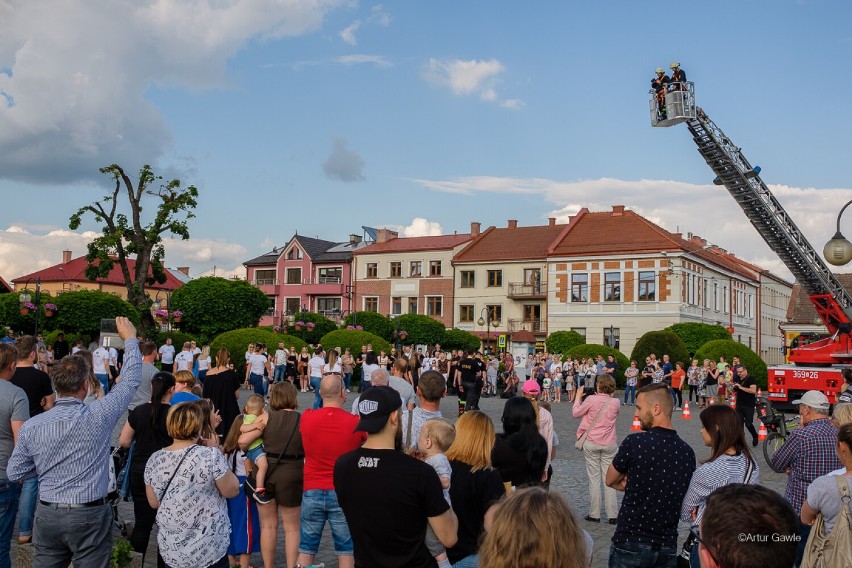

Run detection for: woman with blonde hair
[[171, 370, 200, 404], [444, 411, 505, 567], [478, 487, 591, 568]]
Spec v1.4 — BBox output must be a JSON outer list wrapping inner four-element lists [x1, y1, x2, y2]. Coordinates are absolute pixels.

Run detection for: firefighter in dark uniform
[[651, 67, 670, 119], [669, 61, 686, 89]]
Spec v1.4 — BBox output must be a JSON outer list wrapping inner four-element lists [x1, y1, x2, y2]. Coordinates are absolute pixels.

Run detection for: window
[[254, 269, 276, 286], [428, 260, 442, 277], [638, 271, 656, 301], [364, 297, 378, 312], [287, 247, 302, 260], [265, 296, 275, 316], [316, 297, 341, 314], [366, 263, 378, 279], [410, 261, 422, 277], [713, 282, 719, 310], [459, 305, 474, 322], [318, 267, 342, 284], [487, 270, 503, 287], [285, 298, 301, 315], [390, 262, 402, 278], [523, 304, 541, 321], [571, 273, 588, 302], [460, 271, 475, 288], [408, 297, 418, 314], [286, 268, 302, 284], [427, 296, 442, 316], [485, 305, 502, 322], [570, 327, 586, 339], [391, 297, 402, 315], [603, 327, 620, 349], [604, 272, 621, 302]]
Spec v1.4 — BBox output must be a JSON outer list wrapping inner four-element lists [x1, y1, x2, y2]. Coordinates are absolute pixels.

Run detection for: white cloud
[[339, 4, 391, 45], [367, 5, 392, 27], [412, 176, 852, 280], [395, 218, 443, 238], [340, 20, 361, 45], [0, 0, 346, 184], [335, 54, 391, 67], [423, 58, 522, 108], [322, 136, 366, 182]]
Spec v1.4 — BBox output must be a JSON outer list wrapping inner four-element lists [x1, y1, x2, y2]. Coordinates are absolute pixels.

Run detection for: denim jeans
[[623, 385, 636, 405], [0, 479, 22, 568], [298, 489, 353, 555], [95, 373, 110, 395], [343, 372, 352, 391], [249, 373, 264, 396], [452, 554, 479, 568], [274, 364, 287, 382], [310, 376, 322, 409], [18, 476, 37, 537], [608, 542, 677, 568]]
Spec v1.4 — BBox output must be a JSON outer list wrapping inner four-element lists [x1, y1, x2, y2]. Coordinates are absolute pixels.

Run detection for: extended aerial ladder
[[651, 82, 852, 371]]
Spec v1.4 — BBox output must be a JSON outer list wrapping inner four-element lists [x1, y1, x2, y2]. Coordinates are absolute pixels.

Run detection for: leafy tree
[[566, 344, 630, 388], [665, 323, 731, 356], [630, 330, 690, 369], [52, 290, 139, 337], [441, 328, 482, 352], [210, 328, 306, 377], [394, 314, 446, 347], [545, 330, 586, 356], [168, 277, 269, 342], [695, 340, 768, 389], [150, 330, 198, 349], [69, 164, 198, 333], [293, 312, 338, 345], [342, 311, 393, 341]]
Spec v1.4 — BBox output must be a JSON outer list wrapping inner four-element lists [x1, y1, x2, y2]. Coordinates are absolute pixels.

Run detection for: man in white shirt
[[157, 338, 175, 372], [273, 342, 288, 383], [173, 342, 194, 373], [92, 342, 111, 394]]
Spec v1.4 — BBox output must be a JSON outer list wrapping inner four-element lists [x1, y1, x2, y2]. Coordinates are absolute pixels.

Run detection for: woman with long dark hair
[[491, 396, 549, 488], [360, 350, 380, 393], [680, 404, 758, 568], [118, 371, 176, 564], [202, 348, 242, 439]]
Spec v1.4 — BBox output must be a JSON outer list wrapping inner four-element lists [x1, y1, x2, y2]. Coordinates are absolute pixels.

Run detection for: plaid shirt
[[769, 417, 841, 514]]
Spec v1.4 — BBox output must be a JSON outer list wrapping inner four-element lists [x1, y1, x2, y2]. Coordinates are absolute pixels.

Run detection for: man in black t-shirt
[[52, 333, 70, 360], [732, 365, 759, 446], [334, 386, 457, 568], [11, 336, 55, 418], [455, 349, 483, 412]]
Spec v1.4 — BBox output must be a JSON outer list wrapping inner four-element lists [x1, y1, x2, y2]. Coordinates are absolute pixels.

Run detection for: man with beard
[[334, 386, 457, 568], [605, 383, 695, 567]]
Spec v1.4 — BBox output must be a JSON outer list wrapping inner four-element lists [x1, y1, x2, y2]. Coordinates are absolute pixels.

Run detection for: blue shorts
[[298, 489, 353, 555], [245, 444, 265, 463]]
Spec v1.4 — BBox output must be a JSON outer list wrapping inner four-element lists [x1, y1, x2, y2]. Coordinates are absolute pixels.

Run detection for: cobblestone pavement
[[109, 387, 788, 567]]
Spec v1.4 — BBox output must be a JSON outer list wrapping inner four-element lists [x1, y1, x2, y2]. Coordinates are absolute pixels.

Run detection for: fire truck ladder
[[685, 109, 852, 333]]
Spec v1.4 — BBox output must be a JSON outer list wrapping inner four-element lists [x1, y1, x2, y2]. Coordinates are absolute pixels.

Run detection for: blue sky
[[1, 0, 851, 282]]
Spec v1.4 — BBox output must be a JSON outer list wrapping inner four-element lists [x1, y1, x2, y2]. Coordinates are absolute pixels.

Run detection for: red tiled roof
[[354, 233, 473, 254], [454, 224, 567, 263], [12, 256, 183, 291], [511, 330, 537, 343]]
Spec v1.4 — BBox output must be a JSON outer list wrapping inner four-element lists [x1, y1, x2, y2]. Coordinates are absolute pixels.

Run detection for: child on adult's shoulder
[[417, 418, 456, 568], [239, 395, 271, 505]]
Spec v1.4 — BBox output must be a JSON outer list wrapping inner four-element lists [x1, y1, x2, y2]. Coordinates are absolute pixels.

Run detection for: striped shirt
[[769, 417, 842, 514], [680, 453, 759, 525], [7, 339, 142, 503]]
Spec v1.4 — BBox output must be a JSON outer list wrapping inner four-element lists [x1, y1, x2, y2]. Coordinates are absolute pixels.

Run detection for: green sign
[[498, 334, 507, 348]]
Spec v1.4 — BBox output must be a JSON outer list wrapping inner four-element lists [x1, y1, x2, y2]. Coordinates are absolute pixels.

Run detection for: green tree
[[665, 323, 731, 356], [69, 164, 198, 333], [545, 330, 586, 356], [630, 330, 691, 368], [695, 340, 768, 389], [53, 290, 140, 337], [210, 328, 306, 377], [395, 314, 446, 346], [168, 277, 269, 342], [566, 344, 630, 388], [441, 328, 482, 351], [342, 311, 393, 341]]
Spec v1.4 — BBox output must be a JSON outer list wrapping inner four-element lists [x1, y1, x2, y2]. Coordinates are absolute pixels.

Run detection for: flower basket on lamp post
[[20, 302, 35, 316], [154, 309, 169, 323], [43, 303, 57, 318], [171, 311, 183, 323], [295, 321, 304, 331]]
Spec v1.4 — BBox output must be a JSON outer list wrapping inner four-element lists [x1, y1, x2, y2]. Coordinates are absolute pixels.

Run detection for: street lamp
[[477, 307, 501, 356], [824, 199, 852, 266], [151, 290, 171, 331], [391, 315, 408, 358], [19, 278, 41, 335], [288, 305, 309, 341], [335, 308, 357, 329]]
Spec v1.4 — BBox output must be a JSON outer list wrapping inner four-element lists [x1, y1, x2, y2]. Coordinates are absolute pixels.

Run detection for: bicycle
[[757, 396, 800, 472]]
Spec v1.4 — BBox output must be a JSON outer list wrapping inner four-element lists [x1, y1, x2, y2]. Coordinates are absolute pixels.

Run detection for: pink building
[[244, 232, 370, 326]]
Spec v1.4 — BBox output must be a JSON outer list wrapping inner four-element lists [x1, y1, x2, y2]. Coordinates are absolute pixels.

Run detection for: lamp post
[[477, 307, 501, 357], [18, 278, 41, 335], [824, 199, 852, 266], [335, 308, 357, 329], [151, 290, 171, 331], [391, 315, 408, 358]]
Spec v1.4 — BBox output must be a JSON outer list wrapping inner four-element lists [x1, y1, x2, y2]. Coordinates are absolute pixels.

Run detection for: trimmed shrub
[[150, 331, 198, 349], [44, 329, 86, 349], [318, 330, 393, 358], [211, 328, 306, 377], [631, 331, 690, 369], [394, 314, 446, 347], [665, 323, 731, 356], [53, 290, 140, 337], [289, 312, 338, 345], [694, 340, 768, 390], [566, 344, 630, 388], [0, 291, 58, 335], [441, 328, 482, 352], [342, 312, 393, 342], [545, 330, 586, 356], [168, 276, 270, 341]]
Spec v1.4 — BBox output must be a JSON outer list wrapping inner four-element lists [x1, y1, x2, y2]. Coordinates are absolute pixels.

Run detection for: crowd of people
[[2, 324, 852, 568]]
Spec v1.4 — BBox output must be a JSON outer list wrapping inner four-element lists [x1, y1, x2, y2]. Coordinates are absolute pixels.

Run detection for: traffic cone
[[709, 397, 716, 405], [631, 415, 642, 431], [682, 401, 692, 419], [757, 388, 763, 398], [758, 421, 768, 441], [729, 394, 736, 410]]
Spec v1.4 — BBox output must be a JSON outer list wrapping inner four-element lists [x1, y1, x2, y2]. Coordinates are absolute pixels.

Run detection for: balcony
[[304, 276, 342, 285], [507, 281, 547, 299], [252, 278, 278, 286], [299, 276, 345, 296], [508, 318, 546, 334]]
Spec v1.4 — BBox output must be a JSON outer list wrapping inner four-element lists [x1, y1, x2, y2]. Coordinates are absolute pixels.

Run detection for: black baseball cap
[[355, 386, 402, 434]]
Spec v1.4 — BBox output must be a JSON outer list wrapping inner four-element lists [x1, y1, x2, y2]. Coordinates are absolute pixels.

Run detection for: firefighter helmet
[[670, 62, 680, 69]]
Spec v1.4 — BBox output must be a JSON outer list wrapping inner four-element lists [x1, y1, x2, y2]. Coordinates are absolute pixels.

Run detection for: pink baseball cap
[[522, 380, 541, 395]]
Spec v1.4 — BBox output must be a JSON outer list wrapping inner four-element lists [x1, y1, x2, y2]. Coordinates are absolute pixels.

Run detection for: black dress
[[202, 368, 242, 437]]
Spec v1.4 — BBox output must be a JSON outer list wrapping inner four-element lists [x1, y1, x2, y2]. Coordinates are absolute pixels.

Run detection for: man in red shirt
[[296, 375, 365, 568]]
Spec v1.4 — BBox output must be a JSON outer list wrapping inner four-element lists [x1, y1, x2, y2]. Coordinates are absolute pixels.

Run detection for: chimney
[[375, 228, 399, 243], [349, 233, 362, 245], [673, 232, 682, 240], [548, 217, 556, 226], [62, 250, 72, 264], [177, 267, 190, 277], [508, 219, 518, 230], [470, 222, 481, 236], [611, 205, 625, 216]]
